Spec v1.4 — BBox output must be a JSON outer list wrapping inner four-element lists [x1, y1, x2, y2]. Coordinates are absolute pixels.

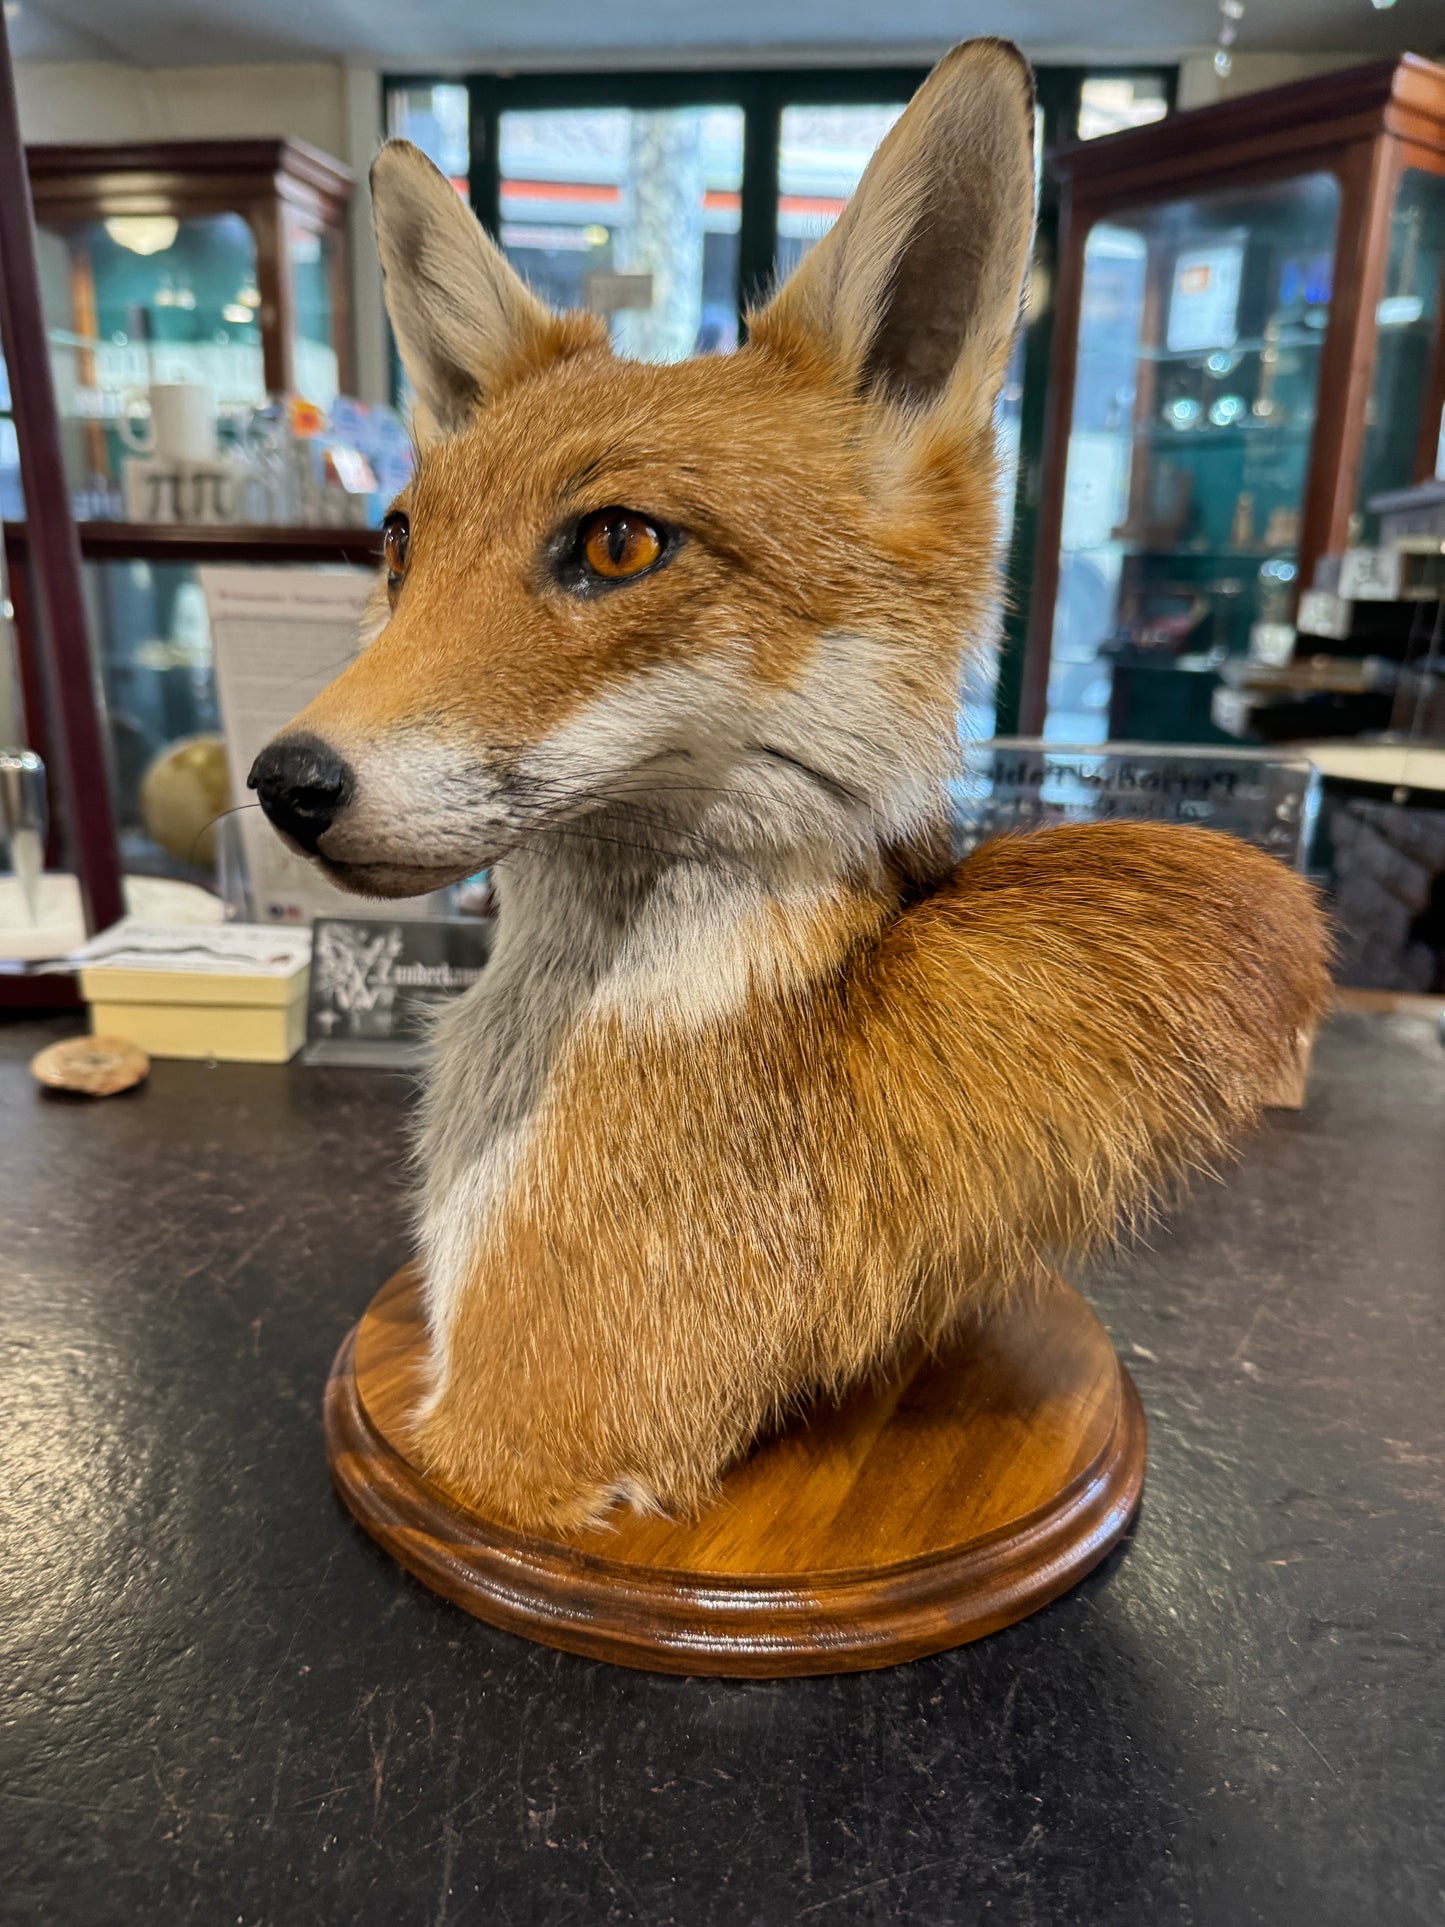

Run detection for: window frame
[[385, 65, 1174, 313]]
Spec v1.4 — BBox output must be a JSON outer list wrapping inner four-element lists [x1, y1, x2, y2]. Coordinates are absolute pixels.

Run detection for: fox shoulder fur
[[416, 818, 1326, 1527]]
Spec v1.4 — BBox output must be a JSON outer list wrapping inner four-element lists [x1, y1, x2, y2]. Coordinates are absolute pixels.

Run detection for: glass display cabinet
[[21, 139, 354, 504], [0, 142, 361, 913], [1023, 56, 1445, 746]]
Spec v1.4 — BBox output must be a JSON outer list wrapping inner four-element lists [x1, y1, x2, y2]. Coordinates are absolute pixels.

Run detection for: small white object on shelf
[[1338, 547, 1405, 602], [2, 874, 222, 965]]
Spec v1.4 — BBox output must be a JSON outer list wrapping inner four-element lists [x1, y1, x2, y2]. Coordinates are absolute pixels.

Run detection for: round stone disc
[[31, 1034, 150, 1097]]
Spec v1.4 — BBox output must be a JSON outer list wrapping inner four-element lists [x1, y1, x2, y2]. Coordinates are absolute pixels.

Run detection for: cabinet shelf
[[1130, 419, 1316, 447], [1063, 541, 1293, 562], [2, 520, 381, 566], [1079, 327, 1328, 366]]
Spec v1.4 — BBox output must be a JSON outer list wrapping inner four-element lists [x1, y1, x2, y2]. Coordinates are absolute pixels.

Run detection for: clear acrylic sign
[[952, 739, 1319, 868]]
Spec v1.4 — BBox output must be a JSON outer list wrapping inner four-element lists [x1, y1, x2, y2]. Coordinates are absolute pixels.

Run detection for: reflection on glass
[[87, 558, 224, 882], [1047, 173, 1341, 744], [1355, 168, 1445, 537], [1076, 75, 1169, 142], [775, 104, 903, 275], [498, 107, 744, 360], [0, 351, 20, 520], [35, 213, 265, 506]]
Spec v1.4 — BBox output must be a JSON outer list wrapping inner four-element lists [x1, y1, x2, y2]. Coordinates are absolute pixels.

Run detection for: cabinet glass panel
[[1355, 167, 1445, 537], [498, 107, 744, 358], [0, 352, 19, 520], [1047, 172, 1341, 745], [34, 213, 266, 509], [85, 558, 226, 885]]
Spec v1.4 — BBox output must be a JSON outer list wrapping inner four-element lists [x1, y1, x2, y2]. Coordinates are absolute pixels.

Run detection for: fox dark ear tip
[[370, 139, 431, 189], [941, 36, 1036, 110], [370, 142, 400, 191], [952, 34, 1029, 65]]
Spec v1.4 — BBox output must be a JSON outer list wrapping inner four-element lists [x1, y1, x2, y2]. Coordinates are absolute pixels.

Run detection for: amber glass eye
[[383, 511, 410, 587], [579, 509, 664, 581]]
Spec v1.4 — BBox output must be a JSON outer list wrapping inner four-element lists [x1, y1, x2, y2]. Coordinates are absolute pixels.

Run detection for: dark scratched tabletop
[[1, 1008, 1442, 1927]]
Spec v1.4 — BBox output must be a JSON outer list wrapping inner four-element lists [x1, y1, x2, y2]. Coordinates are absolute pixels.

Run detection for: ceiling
[[7, 0, 1442, 69]]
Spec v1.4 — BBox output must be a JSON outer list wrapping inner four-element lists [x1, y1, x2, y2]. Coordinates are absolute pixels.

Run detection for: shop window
[[774, 104, 904, 274], [497, 106, 744, 358], [386, 82, 470, 196]]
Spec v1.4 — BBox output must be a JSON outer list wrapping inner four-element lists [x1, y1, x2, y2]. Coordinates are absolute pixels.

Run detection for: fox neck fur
[[416, 652, 957, 1363]]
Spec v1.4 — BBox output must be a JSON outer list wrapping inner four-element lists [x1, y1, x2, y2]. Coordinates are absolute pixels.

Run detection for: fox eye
[[383, 511, 410, 589], [578, 508, 665, 582]]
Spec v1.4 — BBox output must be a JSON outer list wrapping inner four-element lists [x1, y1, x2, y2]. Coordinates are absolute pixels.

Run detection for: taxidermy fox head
[[251, 40, 1336, 1543], [250, 39, 1036, 900]]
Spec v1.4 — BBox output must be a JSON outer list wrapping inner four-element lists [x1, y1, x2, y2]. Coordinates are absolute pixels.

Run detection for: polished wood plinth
[[324, 1266, 1145, 1676]]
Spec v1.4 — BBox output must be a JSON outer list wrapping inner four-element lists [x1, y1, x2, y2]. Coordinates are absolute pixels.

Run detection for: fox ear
[[752, 39, 1036, 421], [370, 140, 555, 433]]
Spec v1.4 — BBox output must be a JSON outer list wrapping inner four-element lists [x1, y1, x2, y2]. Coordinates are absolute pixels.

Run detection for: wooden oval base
[[324, 1267, 1145, 1676]]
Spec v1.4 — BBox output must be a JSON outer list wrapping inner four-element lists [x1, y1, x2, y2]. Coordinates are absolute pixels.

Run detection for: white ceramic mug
[[118, 382, 217, 463]]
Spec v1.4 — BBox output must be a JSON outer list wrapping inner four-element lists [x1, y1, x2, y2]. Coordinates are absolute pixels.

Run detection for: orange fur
[[288, 344, 990, 766], [422, 824, 1328, 1527]]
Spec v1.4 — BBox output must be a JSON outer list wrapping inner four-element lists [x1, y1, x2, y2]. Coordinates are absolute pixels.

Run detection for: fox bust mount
[[252, 40, 1329, 1550]]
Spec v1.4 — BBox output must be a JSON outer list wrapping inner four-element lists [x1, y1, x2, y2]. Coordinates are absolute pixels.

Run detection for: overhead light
[[3, 5, 22, 21], [104, 215, 179, 256]]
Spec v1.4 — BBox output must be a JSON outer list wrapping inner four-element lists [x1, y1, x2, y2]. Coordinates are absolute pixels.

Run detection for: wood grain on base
[[325, 1266, 1146, 1676]]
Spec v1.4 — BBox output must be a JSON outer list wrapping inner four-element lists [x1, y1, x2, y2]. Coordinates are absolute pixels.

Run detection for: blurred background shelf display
[[1023, 56, 1445, 751], [2, 521, 380, 907], [0, 137, 422, 950]]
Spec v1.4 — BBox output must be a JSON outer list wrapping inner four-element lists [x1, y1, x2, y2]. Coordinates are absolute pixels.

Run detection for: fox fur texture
[[257, 39, 1330, 1530]]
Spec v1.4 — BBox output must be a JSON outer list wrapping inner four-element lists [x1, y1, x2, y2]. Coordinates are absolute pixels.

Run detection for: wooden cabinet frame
[[24, 138, 355, 399]]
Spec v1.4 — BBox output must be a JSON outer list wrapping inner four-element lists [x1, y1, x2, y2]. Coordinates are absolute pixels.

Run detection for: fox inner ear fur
[[370, 140, 594, 434], [752, 38, 1036, 421]]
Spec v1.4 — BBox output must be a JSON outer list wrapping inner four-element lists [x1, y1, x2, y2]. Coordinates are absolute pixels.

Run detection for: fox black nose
[[247, 734, 354, 854]]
